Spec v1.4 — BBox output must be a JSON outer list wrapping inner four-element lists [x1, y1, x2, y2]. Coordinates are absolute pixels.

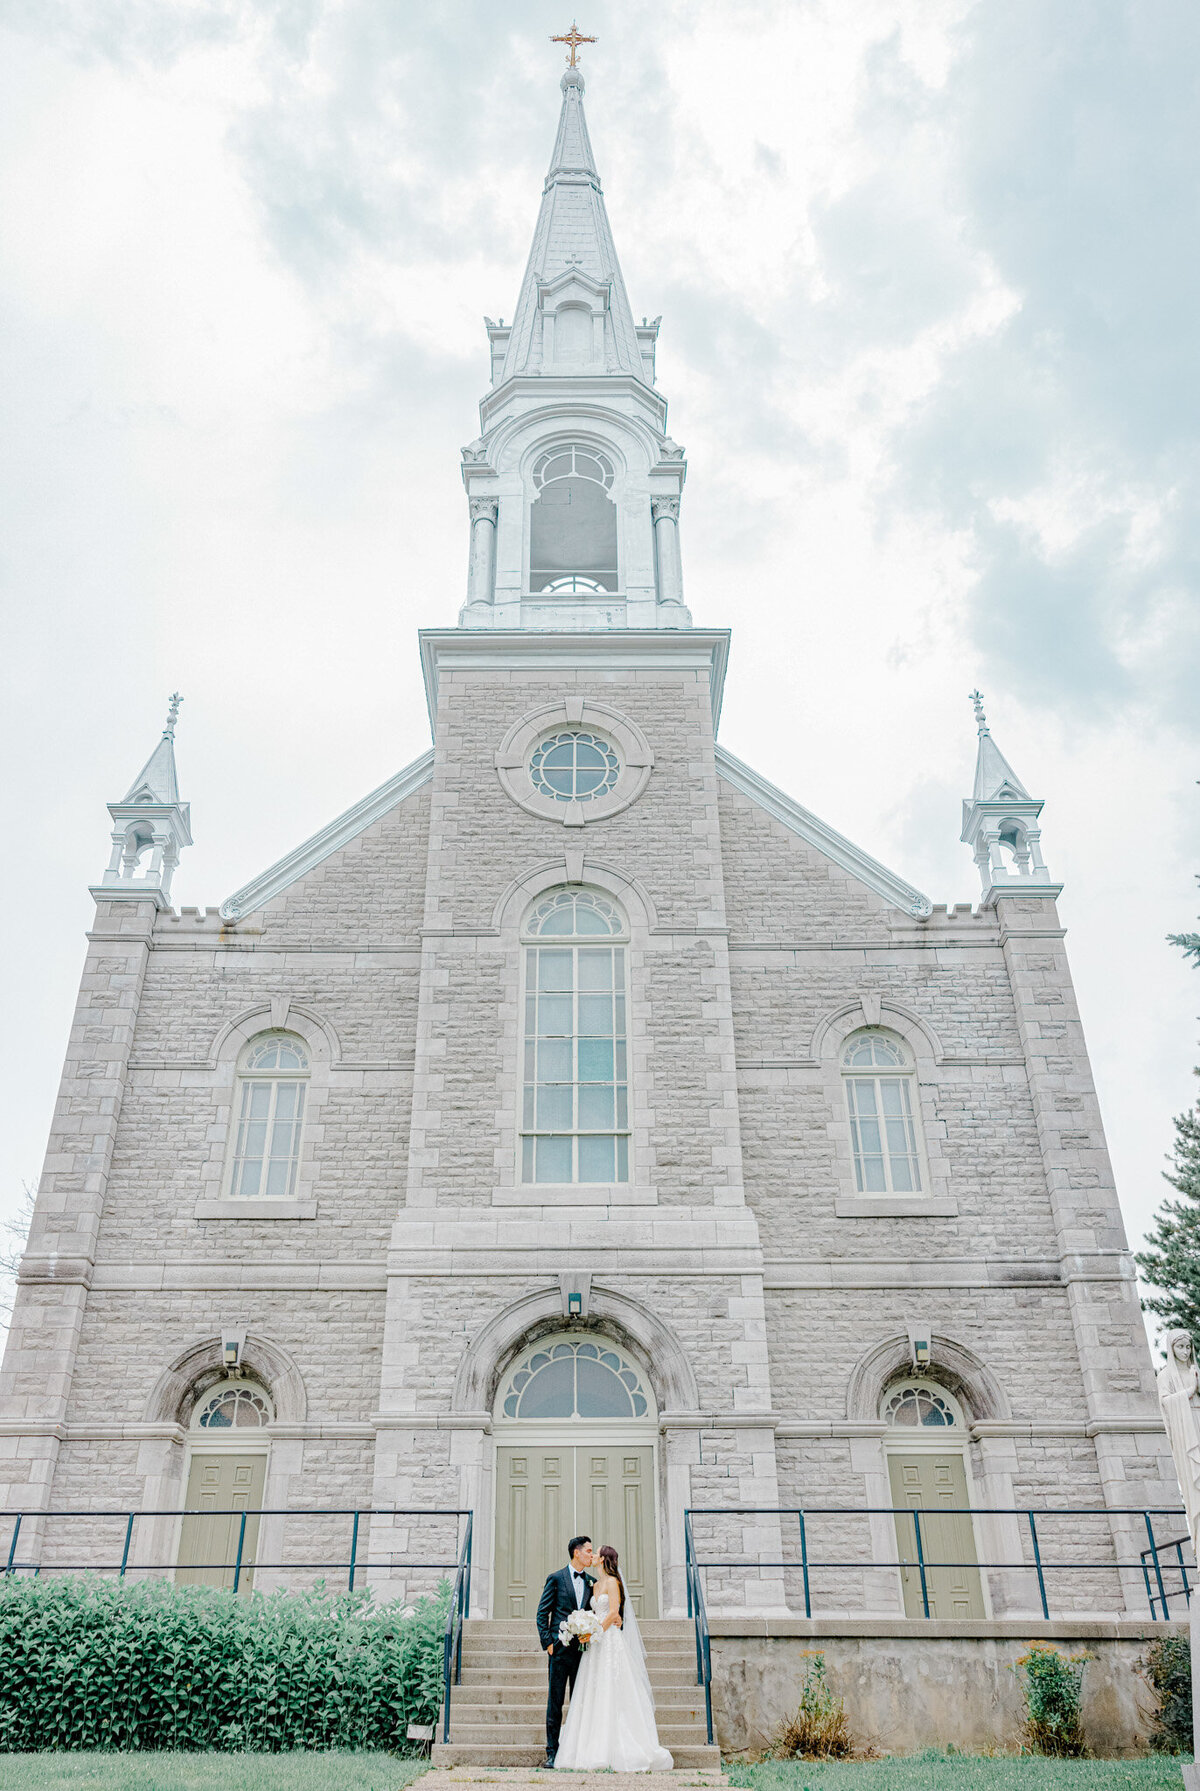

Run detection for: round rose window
[[529, 731, 619, 803]]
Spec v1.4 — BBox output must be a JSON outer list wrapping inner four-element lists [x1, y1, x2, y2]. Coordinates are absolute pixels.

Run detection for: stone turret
[[92, 693, 192, 907], [960, 691, 1060, 904]]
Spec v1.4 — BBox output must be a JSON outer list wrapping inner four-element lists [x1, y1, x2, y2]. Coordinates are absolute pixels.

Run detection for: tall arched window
[[227, 1033, 309, 1199], [841, 1030, 923, 1194], [529, 445, 618, 594], [521, 889, 629, 1184]]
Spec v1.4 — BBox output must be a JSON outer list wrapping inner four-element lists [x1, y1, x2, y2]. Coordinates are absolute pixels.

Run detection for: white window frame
[[841, 1029, 925, 1196], [222, 1032, 310, 1203], [519, 890, 631, 1187]]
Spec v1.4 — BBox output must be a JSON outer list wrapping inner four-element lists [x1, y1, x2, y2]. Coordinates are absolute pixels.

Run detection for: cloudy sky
[[1, 0, 1197, 1306]]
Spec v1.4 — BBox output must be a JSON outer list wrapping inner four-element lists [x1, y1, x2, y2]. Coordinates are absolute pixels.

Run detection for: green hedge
[[0, 1576, 448, 1753]]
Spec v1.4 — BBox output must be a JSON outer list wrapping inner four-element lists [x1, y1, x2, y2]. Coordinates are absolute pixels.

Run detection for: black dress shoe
[[536, 1758, 555, 1770]]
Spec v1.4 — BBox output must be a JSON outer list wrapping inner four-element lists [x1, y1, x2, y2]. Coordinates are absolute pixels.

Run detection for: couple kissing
[[535, 1532, 671, 1772]]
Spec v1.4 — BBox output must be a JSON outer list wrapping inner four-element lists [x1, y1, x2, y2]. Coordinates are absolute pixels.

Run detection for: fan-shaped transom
[[499, 1338, 652, 1421], [882, 1381, 962, 1428], [243, 1033, 309, 1073], [193, 1382, 273, 1430], [524, 888, 625, 939]]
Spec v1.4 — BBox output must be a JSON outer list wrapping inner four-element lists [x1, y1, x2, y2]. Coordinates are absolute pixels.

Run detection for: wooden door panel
[[575, 1445, 658, 1617], [888, 1449, 984, 1619], [177, 1452, 266, 1591], [494, 1442, 659, 1619]]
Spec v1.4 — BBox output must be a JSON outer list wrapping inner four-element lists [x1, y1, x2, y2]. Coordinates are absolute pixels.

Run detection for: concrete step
[[446, 1707, 709, 1733], [431, 1742, 722, 1769], [459, 1665, 699, 1688], [461, 1618, 694, 1637], [447, 1720, 708, 1741], [461, 1645, 696, 1665], [449, 1686, 707, 1712]]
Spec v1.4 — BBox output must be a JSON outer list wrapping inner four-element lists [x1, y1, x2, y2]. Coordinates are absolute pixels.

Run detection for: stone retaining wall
[[709, 1617, 1185, 1757]]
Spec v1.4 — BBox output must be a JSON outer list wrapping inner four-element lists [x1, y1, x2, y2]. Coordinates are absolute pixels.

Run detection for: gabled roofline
[[219, 749, 435, 922], [715, 746, 934, 920]]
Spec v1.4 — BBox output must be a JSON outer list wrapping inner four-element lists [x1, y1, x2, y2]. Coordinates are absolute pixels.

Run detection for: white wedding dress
[[554, 1592, 673, 1772]]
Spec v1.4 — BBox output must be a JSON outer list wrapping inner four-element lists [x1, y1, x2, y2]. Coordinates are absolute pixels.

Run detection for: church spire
[[495, 61, 647, 386], [960, 692, 1059, 905], [458, 43, 689, 633], [93, 694, 192, 908]]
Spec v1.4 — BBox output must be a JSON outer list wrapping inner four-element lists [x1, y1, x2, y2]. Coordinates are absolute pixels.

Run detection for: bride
[[553, 1543, 673, 1772]]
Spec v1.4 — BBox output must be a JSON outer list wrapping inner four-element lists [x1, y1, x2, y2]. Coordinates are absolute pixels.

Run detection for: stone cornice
[[419, 629, 731, 735], [714, 747, 933, 919]]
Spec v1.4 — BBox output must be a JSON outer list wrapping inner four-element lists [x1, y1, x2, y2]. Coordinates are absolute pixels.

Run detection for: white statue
[[1156, 1330, 1200, 1554]]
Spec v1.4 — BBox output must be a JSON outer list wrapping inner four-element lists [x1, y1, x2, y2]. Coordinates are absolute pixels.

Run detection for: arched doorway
[[492, 1335, 659, 1618], [176, 1378, 272, 1590], [883, 1380, 986, 1618]]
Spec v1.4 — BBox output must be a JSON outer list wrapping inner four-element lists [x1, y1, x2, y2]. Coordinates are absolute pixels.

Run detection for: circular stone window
[[495, 701, 654, 826], [529, 730, 620, 804]]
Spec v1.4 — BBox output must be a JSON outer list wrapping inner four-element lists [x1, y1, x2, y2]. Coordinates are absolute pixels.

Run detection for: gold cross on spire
[[551, 21, 596, 68]]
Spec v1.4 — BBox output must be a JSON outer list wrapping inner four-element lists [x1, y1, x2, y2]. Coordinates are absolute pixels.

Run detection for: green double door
[[494, 1443, 658, 1619], [888, 1449, 985, 1618]]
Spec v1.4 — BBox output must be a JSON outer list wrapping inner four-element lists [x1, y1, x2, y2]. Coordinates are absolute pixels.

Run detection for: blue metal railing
[[686, 1504, 1192, 1624], [1, 1504, 471, 1597], [682, 1510, 714, 1745], [441, 1511, 474, 1746]]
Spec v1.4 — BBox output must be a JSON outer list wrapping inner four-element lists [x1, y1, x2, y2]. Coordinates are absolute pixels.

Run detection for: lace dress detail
[[554, 1592, 673, 1772]]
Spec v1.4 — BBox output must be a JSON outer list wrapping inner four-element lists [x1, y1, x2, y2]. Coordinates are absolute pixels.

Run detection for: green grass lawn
[[0, 1755, 429, 1791], [727, 1757, 1191, 1790]]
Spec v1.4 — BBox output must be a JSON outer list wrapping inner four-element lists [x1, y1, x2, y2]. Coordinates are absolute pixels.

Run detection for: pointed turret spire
[[968, 690, 1031, 803], [93, 694, 192, 908], [960, 692, 1059, 905]]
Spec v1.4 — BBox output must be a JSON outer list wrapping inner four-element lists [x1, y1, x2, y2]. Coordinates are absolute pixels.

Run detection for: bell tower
[[458, 60, 690, 631]]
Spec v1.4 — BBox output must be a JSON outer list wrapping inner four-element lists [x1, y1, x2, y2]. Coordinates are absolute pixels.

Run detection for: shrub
[[1012, 1641, 1091, 1757], [1139, 1632, 1192, 1753], [0, 1575, 449, 1753], [765, 1652, 852, 1760]]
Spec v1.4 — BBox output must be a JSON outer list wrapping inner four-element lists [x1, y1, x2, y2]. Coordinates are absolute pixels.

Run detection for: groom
[[535, 1534, 595, 1768]]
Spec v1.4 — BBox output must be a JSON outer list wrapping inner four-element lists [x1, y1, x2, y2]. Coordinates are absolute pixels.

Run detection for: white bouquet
[[558, 1608, 603, 1650]]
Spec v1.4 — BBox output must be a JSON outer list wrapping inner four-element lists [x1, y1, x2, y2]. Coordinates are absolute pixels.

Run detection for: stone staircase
[[433, 1617, 720, 1768]]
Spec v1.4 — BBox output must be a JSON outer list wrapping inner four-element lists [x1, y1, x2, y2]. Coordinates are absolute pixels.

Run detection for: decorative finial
[[969, 689, 988, 733], [551, 21, 596, 68], [164, 692, 183, 739]]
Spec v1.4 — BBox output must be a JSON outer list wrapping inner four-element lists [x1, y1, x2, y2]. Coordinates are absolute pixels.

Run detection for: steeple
[[93, 694, 192, 907], [458, 44, 689, 633], [960, 692, 1059, 904], [495, 67, 648, 387]]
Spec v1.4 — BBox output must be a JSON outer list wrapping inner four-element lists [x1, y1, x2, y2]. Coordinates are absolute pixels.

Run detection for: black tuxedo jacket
[[536, 1564, 595, 1651]]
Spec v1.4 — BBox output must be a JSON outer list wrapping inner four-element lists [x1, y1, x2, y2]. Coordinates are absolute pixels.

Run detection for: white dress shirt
[[569, 1565, 586, 1606]]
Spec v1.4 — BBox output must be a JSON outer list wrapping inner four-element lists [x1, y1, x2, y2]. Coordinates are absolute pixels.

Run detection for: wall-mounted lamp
[[567, 1291, 583, 1318], [221, 1328, 247, 1373], [906, 1321, 932, 1372], [559, 1273, 592, 1321]]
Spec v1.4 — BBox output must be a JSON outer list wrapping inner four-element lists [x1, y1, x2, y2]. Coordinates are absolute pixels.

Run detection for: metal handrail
[[441, 1511, 474, 1746], [686, 1504, 1192, 1621], [1, 1505, 472, 1593], [683, 1510, 714, 1745]]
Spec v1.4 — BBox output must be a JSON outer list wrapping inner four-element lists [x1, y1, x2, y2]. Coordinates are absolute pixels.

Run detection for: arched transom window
[[529, 444, 618, 594], [883, 1381, 961, 1428], [499, 1338, 651, 1420], [841, 1030, 923, 1194], [521, 890, 628, 1184], [228, 1032, 309, 1200], [193, 1381, 273, 1429]]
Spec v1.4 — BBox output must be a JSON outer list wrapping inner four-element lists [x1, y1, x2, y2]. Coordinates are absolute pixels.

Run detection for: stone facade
[[0, 63, 1175, 1624]]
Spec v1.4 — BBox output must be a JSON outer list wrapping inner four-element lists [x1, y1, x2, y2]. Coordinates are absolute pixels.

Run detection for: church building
[[0, 56, 1173, 1625]]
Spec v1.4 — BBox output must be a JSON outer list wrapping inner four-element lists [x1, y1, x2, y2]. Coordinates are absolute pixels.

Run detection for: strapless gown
[[554, 1592, 673, 1772]]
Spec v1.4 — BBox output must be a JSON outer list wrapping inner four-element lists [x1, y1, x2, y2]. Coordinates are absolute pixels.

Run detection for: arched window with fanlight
[[841, 1029, 924, 1195], [529, 444, 619, 594], [227, 1032, 310, 1199], [881, 1377, 985, 1618], [521, 889, 629, 1185], [498, 1338, 653, 1422]]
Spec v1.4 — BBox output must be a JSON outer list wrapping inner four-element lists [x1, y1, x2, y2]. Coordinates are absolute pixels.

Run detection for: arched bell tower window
[[529, 445, 618, 594]]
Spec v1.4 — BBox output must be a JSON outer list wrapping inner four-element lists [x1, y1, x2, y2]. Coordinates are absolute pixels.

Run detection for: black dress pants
[[545, 1643, 582, 1759]]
